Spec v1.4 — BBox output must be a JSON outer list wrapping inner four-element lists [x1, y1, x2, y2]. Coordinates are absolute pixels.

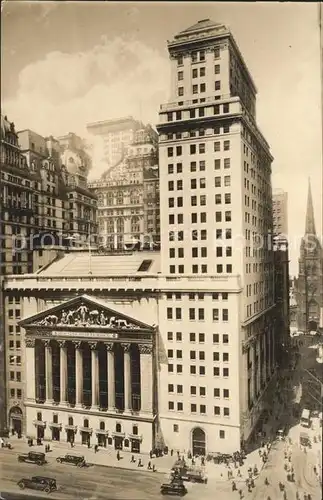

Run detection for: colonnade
[[25, 338, 153, 414]]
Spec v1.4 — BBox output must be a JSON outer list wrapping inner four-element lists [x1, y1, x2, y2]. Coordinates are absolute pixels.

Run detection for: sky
[[1, 1, 322, 275]]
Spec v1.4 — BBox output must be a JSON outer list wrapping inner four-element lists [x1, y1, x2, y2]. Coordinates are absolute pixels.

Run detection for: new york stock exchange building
[[4, 252, 277, 455]]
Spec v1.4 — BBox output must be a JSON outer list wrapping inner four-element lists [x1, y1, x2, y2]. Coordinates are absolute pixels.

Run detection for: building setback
[[89, 125, 160, 250], [272, 189, 288, 236]]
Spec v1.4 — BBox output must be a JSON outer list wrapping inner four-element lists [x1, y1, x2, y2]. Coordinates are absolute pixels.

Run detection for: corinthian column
[[74, 342, 83, 407], [58, 341, 68, 405], [139, 344, 153, 414], [121, 343, 131, 411], [106, 343, 115, 411], [90, 342, 99, 409], [25, 337, 36, 401], [44, 340, 53, 404]]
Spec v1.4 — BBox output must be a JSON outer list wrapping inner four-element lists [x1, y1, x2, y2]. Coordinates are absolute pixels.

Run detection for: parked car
[[160, 478, 187, 496], [17, 476, 57, 493], [181, 467, 207, 483], [18, 451, 47, 465], [56, 454, 86, 467]]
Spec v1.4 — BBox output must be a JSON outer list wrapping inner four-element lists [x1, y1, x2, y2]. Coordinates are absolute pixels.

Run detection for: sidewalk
[[4, 436, 170, 475]]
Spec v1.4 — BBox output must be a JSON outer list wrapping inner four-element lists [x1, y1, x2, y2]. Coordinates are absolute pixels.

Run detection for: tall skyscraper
[[272, 188, 288, 236], [157, 19, 276, 447]]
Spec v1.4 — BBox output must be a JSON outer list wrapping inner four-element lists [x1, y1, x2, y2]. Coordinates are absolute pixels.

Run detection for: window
[[177, 56, 183, 65], [178, 71, 183, 81], [190, 332, 196, 342], [214, 104, 220, 114], [168, 364, 174, 373], [214, 406, 220, 415], [191, 404, 197, 413], [214, 367, 220, 376], [214, 64, 220, 74], [224, 407, 230, 416], [215, 212, 222, 222], [192, 85, 198, 94], [199, 160, 205, 171], [168, 349, 174, 358], [224, 140, 230, 151], [177, 180, 183, 190], [168, 401, 174, 410], [176, 163, 183, 173], [219, 430, 225, 439], [190, 109, 196, 118], [167, 147, 174, 157], [192, 213, 197, 223], [168, 164, 174, 174], [223, 125, 230, 133], [224, 176, 231, 187], [190, 161, 197, 172], [214, 141, 220, 152], [200, 178, 206, 188], [200, 405, 206, 414], [223, 104, 229, 113], [223, 367, 229, 377], [214, 47, 220, 58], [225, 211, 231, 222], [198, 309, 204, 320], [213, 333, 219, 343], [168, 180, 174, 191], [223, 309, 229, 321], [224, 158, 231, 169], [190, 365, 196, 374], [199, 144, 205, 154], [190, 144, 196, 155], [176, 308, 182, 320], [213, 352, 220, 361], [223, 389, 230, 398], [173, 424, 179, 432], [10, 389, 15, 398], [192, 68, 198, 78], [199, 351, 205, 361], [199, 366, 205, 375], [177, 365, 182, 373], [200, 195, 206, 205], [199, 108, 205, 118], [200, 212, 207, 223], [189, 308, 195, 320], [169, 198, 174, 208], [213, 309, 219, 321], [84, 418, 89, 428], [167, 308, 173, 319], [225, 193, 231, 204], [223, 334, 229, 344], [178, 87, 184, 97], [191, 179, 197, 189], [167, 332, 173, 341], [200, 83, 206, 93], [214, 388, 220, 397], [214, 159, 221, 170], [215, 81, 221, 91], [176, 146, 182, 156], [37, 412, 42, 421], [215, 176, 221, 187]]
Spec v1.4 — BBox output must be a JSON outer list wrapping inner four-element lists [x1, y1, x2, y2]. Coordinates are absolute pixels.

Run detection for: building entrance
[[114, 436, 123, 450], [9, 406, 23, 436], [81, 431, 90, 445], [192, 427, 206, 456], [37, 425, 44, 440], [66, 429, 74, 443], [52, 427, 60, 441], [97, 434, 106, 447], [308, 320, 317, 332], [131, 439, 140, 453]]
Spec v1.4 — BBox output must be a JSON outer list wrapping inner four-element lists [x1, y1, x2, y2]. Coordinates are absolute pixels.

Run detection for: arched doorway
[[192, 427, 206, 456], [9, 406, 23, 436]]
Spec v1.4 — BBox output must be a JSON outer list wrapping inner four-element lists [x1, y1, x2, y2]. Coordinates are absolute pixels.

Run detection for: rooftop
[[177, 18, 224, 36], [37, 251, 161, 277]]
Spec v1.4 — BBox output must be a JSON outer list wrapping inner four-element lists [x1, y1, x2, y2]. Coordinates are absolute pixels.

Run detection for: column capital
[[105, 342, 114, 352], [121, 343, 131, 353], [43, 339, 52, 349], [73, 341, 82, 349], [57, 340, 67, 348], [138, 344, 153, 355], [89, 342, 98, 350], [25, 337, 35, 348]]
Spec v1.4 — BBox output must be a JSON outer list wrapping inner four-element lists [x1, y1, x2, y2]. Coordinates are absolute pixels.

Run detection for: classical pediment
[[20, 295, 155, 332]]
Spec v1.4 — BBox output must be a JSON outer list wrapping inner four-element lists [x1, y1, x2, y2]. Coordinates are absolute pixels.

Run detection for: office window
[[214, 367, 220, 376], [201, 247, 207, 257], [192, 85, 198, 94], [223, 309, 229, 321], [224, 176, 231, 187], [215, 177, 221, 188], [190, 161, 197, 172], [176, 146, 182, 156], [225, 193, 231, 204], [190, 109, 196, 118], [200, 83, 206, 93], [224, 158, 231, 169], [177, 402, 183, 411], [223, 334, 229, 344], [10, 389, 15, 398], [200, 195, 206, 205], [168, 349, 174, 358], [175, 308, 182, 320], [214, 64, 220, 74], [191, 404, 197, 413], [214, 141, 220, 152], [169, 214, 175, 224], [189, 308, 195, 320], [191, 179, 197, 189], [168, 181, 174, 191], [177, 197, 183, 207], [176, 332, 182, 341], [214, 104, 220, 114], [168, 384, 174, 393], [214, 388, 220, 397], [167, 332, 173, 341], [199, 160, 205, 171], [200, 178, 206, 188], [168, 164, 174, 174], [199, 351, 205, 361], [223, 367, 229, 377], [190, 365, 196, 374], [223, 104, 229, 113], [190, 386, 196, 395], [177, 180, 183, 190], [167, 147, 174, 157], [190, 144, 197, 155], [192, 68, 198, 78], [224, 140, 230, 151], [213, 333, 219, 343], [214, 406, 220, 415], [173, 424, 179, 432], [17, 389, 22, 399], [199, 143, 205, 153], [168, 364, 174, 373], [223, 389, 230, 398], [178, 71, 183, 81], [199, 366, 205, 375], [213, 352, 220, 361], [168, 198, 174, 208], [178, 87, 184, 97], [223, 125, 230, 133], [177, 214, 183, 224], [200, 405, 206, 414], [226, 264, 232, 273], [191, 213, 197, 223], [201, 230, 207, 240], [190, 332, 196, 342], [213, 309, 219, 321], [215, 81, 221, 91], [177, 364, 183, 374], [177, 163, 183, 173], [224, 407, 230, 416], [200, 212, 207, 223], [198, 309, 204, 320], [217, 264, 223, 273], [167, 308, 173, 319], [168, 401, 174, 410], [225, 211, 231, 222]]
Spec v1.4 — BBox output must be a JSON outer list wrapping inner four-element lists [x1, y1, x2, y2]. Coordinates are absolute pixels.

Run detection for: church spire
[[305, 177, 316, 235]]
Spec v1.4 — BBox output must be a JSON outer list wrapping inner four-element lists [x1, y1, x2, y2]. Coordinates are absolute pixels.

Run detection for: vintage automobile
[[160, 478, 187, 496], [18, 451, 47, 465], [17, 476, 57, 493], [56, 454, 86, 467], [299, 432, 311, 447], [181, 466, 207, 483]]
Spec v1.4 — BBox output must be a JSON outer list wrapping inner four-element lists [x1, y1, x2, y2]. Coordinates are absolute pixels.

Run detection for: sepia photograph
[[0, 2, 322, 499]]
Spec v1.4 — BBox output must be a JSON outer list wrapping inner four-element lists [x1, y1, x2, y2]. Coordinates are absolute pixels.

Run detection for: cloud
[[3, 36, 170, 150]]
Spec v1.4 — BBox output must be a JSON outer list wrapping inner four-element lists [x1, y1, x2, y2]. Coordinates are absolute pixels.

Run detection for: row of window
[[169, 246, 232, 259], [168, 365, 230, 377], [177, 64, 221, 80], [167, 332, 229, 344], [168, 385, 230, 399], [177, 48, 221, 66], [9, 340, 21, 349], [168, 401, 230, 417], [168, 158, 231, 175], [164, 125, 231, 142], [169, 264, 233, 274], [167, 141, 230, 158], [165, 292, 228, 301], [177, 81, 223, 96], [167, 308, 229, 321], [168, 350, 229, 362], [9, 388, 22, 399], [166, 103, 229, 123], [9, 371, 21, 381]]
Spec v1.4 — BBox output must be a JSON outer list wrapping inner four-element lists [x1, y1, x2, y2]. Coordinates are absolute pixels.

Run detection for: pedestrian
[[232, 481, 237, 491], [170, 449, 173, 456], [94, 444, 98, 453], [117, 450, 120, 461], [237, 469, 241, 477], [152, 464, 156, 472], [239, 489, 243, 499], [265, 477, 269, 485], [147, 461, 152, 470], [138, 458, 142, 467], [131, 455, 135, 463]]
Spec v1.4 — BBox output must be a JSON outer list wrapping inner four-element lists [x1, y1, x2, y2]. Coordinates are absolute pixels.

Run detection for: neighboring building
[[295, 179, 323, 333], [0, 116, 98, 436], [273, 235, 290, 357], [89, 125, 160, 249], [272, 189, 288, 236], [157, 18, 276, 451], [87, 117, 143, 170]]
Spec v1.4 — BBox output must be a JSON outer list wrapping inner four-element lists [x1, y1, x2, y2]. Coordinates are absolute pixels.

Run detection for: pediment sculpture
[[35, 303, 141, 330]]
